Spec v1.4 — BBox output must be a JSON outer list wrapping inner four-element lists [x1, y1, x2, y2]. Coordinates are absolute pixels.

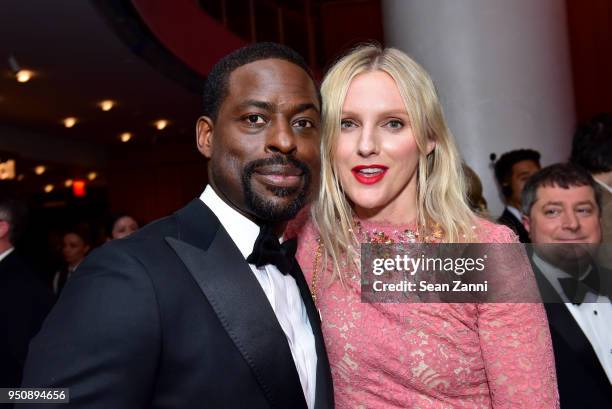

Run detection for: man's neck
[[0, 240, 12, 255]]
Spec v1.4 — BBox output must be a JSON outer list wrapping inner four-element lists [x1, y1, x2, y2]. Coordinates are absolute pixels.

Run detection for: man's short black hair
[[494, 149, 541, 197], [570, 112, 612, 174], [202, 42, 319, 121], [521, 162, 602, 216]]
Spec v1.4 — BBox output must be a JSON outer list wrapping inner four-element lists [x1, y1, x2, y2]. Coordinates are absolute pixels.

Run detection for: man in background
[[571, 112, 612, 242], [0, 198, 53, 395], [494, 149, 541, 242], [522, 163, 611, 408]]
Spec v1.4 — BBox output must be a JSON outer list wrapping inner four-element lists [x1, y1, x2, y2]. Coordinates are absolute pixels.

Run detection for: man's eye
[[245, 114, 266, 125], [340, 119, 356, 129], [293, 119, 313, 129], [576, 207, 593, 215], [544, 209, 559, 216]]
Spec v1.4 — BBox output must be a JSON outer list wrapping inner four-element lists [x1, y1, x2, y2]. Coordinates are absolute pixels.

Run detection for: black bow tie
[[246, 224, 297, 275], [558, 269, 601, 305]]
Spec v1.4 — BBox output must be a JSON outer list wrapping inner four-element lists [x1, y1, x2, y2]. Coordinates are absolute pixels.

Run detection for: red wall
[[566, 0, 612, 121]]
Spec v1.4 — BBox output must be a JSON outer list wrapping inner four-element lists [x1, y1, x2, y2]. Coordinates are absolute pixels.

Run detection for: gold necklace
[[309, 222, 442, 304]]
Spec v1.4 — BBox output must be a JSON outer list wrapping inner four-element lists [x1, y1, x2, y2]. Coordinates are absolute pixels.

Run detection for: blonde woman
[[290, 45, 559, 408]]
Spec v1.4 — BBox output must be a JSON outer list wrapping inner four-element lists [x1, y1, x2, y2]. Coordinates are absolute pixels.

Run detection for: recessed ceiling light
[[99, 100, 115, 111], [34, 165, 46, 175], [63, 117, 77, 128], [44, 184, 54, 193], [87, 172, 97, 181], [16, 69, 33, 83], [120, 132, 132, 142], [64, 179, 73, 187], [154, 119, 169, 130]]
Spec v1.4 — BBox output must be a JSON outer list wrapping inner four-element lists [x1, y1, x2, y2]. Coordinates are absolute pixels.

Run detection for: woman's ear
[[196, 116, 214, 158], [426, 139, 436, 155]]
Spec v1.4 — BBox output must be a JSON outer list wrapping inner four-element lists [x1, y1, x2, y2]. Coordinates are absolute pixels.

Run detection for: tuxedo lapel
[[289, 260, 334, 409], [166, 200, 307, 409]]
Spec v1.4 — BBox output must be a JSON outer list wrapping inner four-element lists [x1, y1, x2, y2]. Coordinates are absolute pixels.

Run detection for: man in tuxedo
[[522, 163, 611, 408], [22, 43, 333, 408], [0, 198, 53, 394], [494, 149, 541, 242]]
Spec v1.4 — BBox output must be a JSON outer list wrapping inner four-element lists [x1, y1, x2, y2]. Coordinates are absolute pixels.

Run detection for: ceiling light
[[120, 132, 132, 142], [34, 165, 46, 175], [64, 179, 73, 187], [154, 119, 169, 130], [17, 174, 25, 181], [87, 172, 97, 181], [99, 100, 115, 111], [15, 69, 33, 83], [44, 184, 54, 193], [0, 159, 15, 180], [63, 117, 77, 128]]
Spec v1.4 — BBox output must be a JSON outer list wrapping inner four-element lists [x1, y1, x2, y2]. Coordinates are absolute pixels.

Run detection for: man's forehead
[[226, 59, 317, 98], [535, 184, 596, 204]]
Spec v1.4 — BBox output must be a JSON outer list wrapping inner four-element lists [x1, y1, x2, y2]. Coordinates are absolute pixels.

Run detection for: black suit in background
[[532, 264, 612, 408], [497, 208, 531, 243], [21, 199, 334, 409], [0, 251, 53, 392]]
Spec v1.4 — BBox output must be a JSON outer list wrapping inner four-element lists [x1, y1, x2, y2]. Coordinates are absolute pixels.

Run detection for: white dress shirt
[[534, 254, 612, 384], [506, 205, 523, 222], [594, 177, 612, 194], [0, 247, 14, 263], [200, 186, 317, 408]]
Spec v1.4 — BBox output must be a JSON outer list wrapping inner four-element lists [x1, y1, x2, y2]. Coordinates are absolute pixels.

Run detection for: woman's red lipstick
[[351, 165, 388, 185]]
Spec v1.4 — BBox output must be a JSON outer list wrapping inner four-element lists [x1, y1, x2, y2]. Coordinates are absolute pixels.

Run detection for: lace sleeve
[[478, 303, 559, 408], [476, 220, 559, 408]]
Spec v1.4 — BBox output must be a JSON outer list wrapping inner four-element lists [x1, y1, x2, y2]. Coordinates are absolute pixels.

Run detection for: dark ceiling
[[0, 0, 204, 150]]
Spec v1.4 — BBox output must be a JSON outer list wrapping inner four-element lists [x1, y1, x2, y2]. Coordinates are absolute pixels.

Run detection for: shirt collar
[[0, 247, 14, 263], [594, 177, 612, 194], [199, 185, 261, 260], [506, 205, 523, 221]]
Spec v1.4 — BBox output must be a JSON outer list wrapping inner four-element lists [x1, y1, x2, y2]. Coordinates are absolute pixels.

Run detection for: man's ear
[[196, 116, 214, 159], [522, 215, 531, 234]]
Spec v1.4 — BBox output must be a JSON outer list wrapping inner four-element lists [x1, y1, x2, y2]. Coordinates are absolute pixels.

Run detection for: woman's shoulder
[[473, 216, 520, 243]]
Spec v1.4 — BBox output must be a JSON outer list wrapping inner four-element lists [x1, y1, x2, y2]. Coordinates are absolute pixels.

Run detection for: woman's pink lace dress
[[291, 214, 559, 408]]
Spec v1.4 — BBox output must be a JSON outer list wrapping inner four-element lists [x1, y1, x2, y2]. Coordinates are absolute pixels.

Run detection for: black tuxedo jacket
[[21, 200, 334, 408], [497, 208, 531, 243], [532, 264, 612, 408], [0, 250, 53, 391]]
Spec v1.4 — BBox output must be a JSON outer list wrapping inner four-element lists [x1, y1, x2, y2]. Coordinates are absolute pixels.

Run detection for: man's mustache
[[243, 155, 311, 179]]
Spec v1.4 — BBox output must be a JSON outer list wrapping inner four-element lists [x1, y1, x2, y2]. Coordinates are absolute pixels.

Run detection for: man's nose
[[266, 120, 297, 155], [561, 211, 580, 231]]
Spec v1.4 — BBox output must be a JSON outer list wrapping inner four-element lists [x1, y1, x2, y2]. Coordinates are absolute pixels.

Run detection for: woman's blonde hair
[[313, 44, 477, 283]]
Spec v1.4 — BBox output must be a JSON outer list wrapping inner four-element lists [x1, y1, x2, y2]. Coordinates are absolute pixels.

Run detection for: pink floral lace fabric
[[290, 212, 559, 408]]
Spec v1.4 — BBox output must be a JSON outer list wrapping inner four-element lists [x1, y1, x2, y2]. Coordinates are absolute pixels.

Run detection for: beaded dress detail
[[289, 211, 559, 409]]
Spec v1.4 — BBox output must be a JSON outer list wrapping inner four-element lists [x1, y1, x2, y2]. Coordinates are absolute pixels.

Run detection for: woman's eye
[[340, 119, 356, 129], [386, 119, 404, 129], [245, 114, 266, 125], [293, 119, 313, 128]]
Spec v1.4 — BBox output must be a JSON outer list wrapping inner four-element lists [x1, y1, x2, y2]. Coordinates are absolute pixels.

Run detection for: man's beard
[[242, 155, 311, 222]]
